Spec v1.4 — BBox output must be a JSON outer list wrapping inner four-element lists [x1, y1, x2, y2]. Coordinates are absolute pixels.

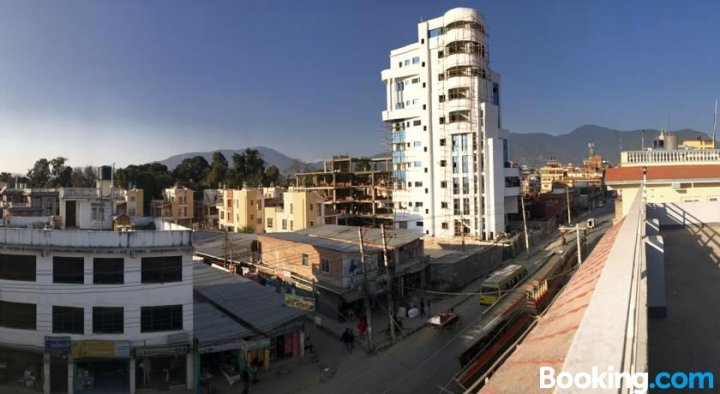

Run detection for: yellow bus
[[479, 264, 528, 305]]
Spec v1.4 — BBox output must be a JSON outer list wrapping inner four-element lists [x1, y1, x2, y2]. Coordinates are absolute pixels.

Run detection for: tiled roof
[[605, 165, 720, 184], [480, 219, 624, 394]]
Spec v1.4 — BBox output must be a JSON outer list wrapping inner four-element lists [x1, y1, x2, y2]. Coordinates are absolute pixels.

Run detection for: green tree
[[205, 151, 228, 188], [70, 166, 97, 187], [49, 157, 73, 187], [173, 156, 210, 190], [264, 165, 281, 186], [27, 158, 51, 187]]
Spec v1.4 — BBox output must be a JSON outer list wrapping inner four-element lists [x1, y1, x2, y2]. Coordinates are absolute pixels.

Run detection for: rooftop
[[605, 164, 720, 184], [295, 224, 422, 248], [259, 231, 382, 254], [620, 149, 720, 166]]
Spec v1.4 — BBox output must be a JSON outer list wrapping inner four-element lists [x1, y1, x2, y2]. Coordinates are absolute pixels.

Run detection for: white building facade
[[381, 7, 519, 240], [0, 209, 194, 393]]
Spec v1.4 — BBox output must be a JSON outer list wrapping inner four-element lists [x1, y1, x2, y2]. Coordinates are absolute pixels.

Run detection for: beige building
[[123, 188, 144, 217], [606, 148, 720, 217], [217, 188, 264, 233], [680, 138, 715, 150], [539, 159, 565, 193], [263, 190, 325, 233], [152, 186, 194, 226]]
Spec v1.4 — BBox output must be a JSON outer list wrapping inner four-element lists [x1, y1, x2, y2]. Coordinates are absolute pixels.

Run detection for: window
[[267, 218, 273, 228], [412, 56, 420, 64], [438, 73, 445, 81], [441, 202, 449, 209], [449, 87, 469, 100], [290, 220, 294, 231], [449, 110, 470, 123], [309, 203, 314, 211], [53, 257, 84, 284], [53, 306, 84, 334], [404, 59, 410, 66], [438, 50, 444, 58], [414, 161, 422, 168], [282, 219, 287, 230], [413, 141, 422, 147], [439, 117, 445, 124], [454, 199, 461, 215], [463, 177, 469, 194], [93, 307, 124, 334], [413, 120, 421, 126], [416, 221, 424, 227], [441, 222, 449, 230], [452, 157, 458, 173], [398, 221, 408, 229], [0, 253, 36, 281], [0, 301, 36, 330], [320, 258, 330, 273], [462, 156, 469, 173], [439, 138, 446, 146], [429, 28, 442, 38], [415, 202, 424, 207], [440, 160, 447, 167], [463, 198, 470, 215], [310, 221, 314, 226], [257, 218, 262, 225], [453, 178, 460, 194], [141, 256, 182, 283], [415, 181, 423, 187], [439, 95, 446, 103], [441, 181, 447, 188], [290, 203, 294, 214], [302, 254, 309, 266], [411, 78, 420, 84], [91, 203, 104, 221], [93, 258, 124, 284], [141, 305, 183, 332]]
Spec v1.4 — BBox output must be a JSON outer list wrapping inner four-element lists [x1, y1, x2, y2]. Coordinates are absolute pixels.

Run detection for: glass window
[[320, 258, 330, 273], [462, 155, 469, 173], [141, 305, 183, 332], [53, 306, 84, 334], [93, 307, 124, 334], [94, 258, 124, 284], [452, 157, 458, 173], [0, 253, 36, 281], [461, 134, 469, 151], [463, 198, 470, 215], [463, 177, 470, 194], [429, 28, 442, 38], [141, 256, 182, 283], [412, 56, 420, 64], [0, 301, 36, 330], [414, 161, 422, 168], [302, 254, 309, 266], [53, 257, 84, 284]]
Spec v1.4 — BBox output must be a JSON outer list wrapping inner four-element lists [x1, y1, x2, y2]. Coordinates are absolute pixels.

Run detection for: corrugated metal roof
[[193, 231, 257, 262], [480, 219, 624, 394], [193, 263, 306, 335], [295, 224, 422, 248], [193, 299, 253, 344], [260, 231, 382, 253], [606, 164, 720, 184]]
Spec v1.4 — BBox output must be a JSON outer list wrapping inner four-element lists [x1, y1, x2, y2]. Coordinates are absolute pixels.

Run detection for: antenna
[[713, 98, 718, 149]]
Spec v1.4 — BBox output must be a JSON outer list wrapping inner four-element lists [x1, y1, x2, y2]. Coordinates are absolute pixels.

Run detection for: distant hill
[[509, 125, 709, 167], [156, 147, 323, 173]]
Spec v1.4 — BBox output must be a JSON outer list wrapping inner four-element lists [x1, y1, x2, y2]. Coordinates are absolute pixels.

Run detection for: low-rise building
[[263, 190, 325, 233], [217, 188, 264, 233], [151, 186, 194, 226], [0, 185, 194, 393]]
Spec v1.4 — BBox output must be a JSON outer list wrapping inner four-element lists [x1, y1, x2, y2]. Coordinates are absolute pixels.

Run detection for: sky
[[1, 0, 719, 173]]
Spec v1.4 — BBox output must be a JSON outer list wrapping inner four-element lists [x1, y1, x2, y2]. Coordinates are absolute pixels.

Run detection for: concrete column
[[43, 353, 50, 394], [129, 357, 136, 394], [185, 352, 193, 390], [67, 357, 74, 394]]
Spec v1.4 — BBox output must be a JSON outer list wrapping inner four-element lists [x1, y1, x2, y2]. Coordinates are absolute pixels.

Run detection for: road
[[316, 203, 616, 394]]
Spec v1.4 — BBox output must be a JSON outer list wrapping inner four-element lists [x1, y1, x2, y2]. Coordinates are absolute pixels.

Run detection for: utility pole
[[520, 195, 530, 255], [566, 186, 572, 225], [380, 225, 396, 342], [559, 224, 585, 268], [358, 227, 374, 352]]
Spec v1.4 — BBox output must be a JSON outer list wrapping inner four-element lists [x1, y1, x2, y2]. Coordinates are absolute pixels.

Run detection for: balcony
[[60, 188, 126, 200], [621, 149, 720, 166]]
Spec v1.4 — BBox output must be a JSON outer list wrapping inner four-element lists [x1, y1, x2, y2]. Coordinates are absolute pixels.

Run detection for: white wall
[[648, 202, 720, 226]]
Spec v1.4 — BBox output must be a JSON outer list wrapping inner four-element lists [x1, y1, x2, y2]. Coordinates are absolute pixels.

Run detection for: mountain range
[[155, 125, 712, 171]]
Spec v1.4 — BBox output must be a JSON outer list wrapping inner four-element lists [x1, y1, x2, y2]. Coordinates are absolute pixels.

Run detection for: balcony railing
[[621, 149, 720, 165], [60, 188, 126, 200]]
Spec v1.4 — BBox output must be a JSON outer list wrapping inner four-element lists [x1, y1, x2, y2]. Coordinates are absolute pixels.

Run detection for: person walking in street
[[341, 328, 354, 353], [420, 298, 427, 317], [250, 358, 260, 384], [241, 368, 250, 394], [304, 335, 314, 355], [427, 299, 431, 316]]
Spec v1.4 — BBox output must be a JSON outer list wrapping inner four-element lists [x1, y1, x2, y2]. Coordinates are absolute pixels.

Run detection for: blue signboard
[[44, 336, 71, 353]]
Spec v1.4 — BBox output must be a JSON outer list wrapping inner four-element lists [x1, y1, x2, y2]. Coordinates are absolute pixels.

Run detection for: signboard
[[135, 344, 190, 358], [44, 336, 71, 353], [71, 340, 130, 359], [283, 294, 315, 311], [239, 338, 270, 351]]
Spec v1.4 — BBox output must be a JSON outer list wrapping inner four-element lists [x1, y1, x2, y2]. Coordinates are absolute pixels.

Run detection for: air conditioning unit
[[671, 182, 684, 190]]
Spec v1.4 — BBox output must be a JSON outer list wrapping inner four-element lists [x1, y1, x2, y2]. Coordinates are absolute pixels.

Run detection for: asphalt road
[[316, 203, 617, 394]]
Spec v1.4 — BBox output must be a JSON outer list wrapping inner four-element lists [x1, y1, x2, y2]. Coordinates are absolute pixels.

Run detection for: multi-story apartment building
[[217, 188, 264, 233], [263, 189, 325, 233], [539, 159, 565, 193], [381, 7, 519, 240], [0, 178, 194, 394], [151, 186, 194, 226], [295, 156, 393, 227]]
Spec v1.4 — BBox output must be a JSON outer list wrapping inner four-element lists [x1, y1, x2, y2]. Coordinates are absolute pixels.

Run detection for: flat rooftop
[[649, 225, 720, 376]]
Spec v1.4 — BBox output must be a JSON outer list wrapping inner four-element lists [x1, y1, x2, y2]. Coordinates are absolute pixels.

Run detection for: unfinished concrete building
[[295, 156, 393, 227]]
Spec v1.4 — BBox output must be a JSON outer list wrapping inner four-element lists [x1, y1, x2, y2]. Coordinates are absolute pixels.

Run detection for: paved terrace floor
[[649, 225, 720, 378]]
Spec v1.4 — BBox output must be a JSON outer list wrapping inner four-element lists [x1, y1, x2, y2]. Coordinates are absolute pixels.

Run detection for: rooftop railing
[[621, 149, 720, 165]]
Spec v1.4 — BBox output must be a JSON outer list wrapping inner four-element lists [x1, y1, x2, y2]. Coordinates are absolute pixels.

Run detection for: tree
[[49, 157, 73, 187], [206, 151, 228, 188], [173, 156, 210, 190], [0, 172, 11, 183], [264, 165, 281, 186], [27, 158, 51, 187], [243, 149, 265, 187], [70, 166, 96, 187]]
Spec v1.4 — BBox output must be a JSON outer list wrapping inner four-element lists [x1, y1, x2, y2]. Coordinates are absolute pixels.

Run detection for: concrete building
[[0, 179, 194, 393], [539, 159, 565, 193], [217, 188, 264, 233], [263, 189, 325, 233], [381, 7, 519, 240], [295, 156, 393, 227], [680, 137, 716, 150], [120, 188, 143, 217], [151, 186, 194, 227]]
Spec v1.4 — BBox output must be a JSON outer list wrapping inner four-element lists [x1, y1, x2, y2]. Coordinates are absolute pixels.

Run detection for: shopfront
[[134, 344, 189, 390], [71, 340, 130, 394], [0, 346, 43, 391], [45, 336, 71, 394]]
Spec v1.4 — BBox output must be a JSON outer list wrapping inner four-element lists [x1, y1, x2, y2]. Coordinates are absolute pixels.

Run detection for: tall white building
[[381, 7, 519, 240]]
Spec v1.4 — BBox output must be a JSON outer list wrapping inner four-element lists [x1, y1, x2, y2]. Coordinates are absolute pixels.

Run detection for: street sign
[[44, 336, 71, 353]]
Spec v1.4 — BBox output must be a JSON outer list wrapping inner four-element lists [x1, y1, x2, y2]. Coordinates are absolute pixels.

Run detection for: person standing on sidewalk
[[420, 298, 427, 317]]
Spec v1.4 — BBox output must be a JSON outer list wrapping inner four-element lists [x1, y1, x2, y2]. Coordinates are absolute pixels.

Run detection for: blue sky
[[1, 0, 719, 173]]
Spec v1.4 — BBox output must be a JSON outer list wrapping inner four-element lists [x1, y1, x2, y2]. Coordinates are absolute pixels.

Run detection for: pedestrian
[[420, 298, 427, 317], [427, 299, 431, 316], [241, 368, 250, 394], [250, 358, 260, 384], [341, 328, 354, 353], [304, 335, 314, 355]]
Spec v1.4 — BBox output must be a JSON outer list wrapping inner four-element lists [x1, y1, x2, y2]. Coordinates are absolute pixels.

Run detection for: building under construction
[[295, 156, 393, 227]]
